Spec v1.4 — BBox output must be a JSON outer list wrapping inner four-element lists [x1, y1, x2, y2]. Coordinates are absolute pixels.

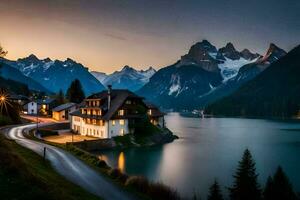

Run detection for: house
[[37, 98, 57, 115], [52, 102, 77, 121], [24, 101, 39, 115], [70, 86, 164, 139], [24, 98, 56, 115], [9, 94, 29, 106], [144, 101, 165, 127]]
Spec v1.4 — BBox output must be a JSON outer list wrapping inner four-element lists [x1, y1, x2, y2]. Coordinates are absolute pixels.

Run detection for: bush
[[148, 182, 181, 200], [0, 115, 13, 126], [38, 129, 58, 137], [96, 159, 109, 168], [125, 176, 150, 194], [108, 168, 123, 179]]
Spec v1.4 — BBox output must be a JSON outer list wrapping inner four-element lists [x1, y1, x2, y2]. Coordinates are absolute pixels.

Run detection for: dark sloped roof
[[9, 94, 29, 101], [52, 102, 76, 112], [143, 100, 165, 117], [84, 90, 144, 120], [71, 89, 164, 120], [37, 98, 56, 104]]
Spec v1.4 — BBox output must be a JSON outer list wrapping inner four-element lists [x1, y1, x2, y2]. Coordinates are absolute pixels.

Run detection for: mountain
[[0, 61, 51, 93], [92, 66, 156, 91], [206, 44, 300, 118], [91, 71, 108, 83], [5, 55, 105, 95], [138, 40, 260, 110], [195, 44, 287, 107]]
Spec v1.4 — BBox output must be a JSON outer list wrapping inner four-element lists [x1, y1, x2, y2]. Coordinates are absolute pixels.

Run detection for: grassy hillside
[[206, 45, 300, 118], [0, 132, 101, 200]]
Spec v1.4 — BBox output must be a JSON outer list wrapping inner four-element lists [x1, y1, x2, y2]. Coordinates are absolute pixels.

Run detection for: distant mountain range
[[1, 39, 297, 117], [137, 40, 288, 110], [2, 55, 105, 95], [91, 66, 156, 91], [206, 45, 300, 117], [0, 61, 50, 93]]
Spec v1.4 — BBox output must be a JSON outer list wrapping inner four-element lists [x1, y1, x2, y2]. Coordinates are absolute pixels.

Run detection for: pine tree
[[207, 180, 224, 200], [66, 79, 85, 103], [56, 89, 65, 105], [263, 176, 274, 200], [263, 166, 297, 200], [229, 149, 261, 200]]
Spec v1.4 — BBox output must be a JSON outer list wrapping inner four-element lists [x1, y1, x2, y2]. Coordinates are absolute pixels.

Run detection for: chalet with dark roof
[[70, 86, 164, 138]]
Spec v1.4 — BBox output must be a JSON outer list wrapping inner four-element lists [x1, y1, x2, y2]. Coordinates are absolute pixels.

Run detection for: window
[[31, 102, 34, 106], [92, 119, 97, 125], [112, 120, 115, 125], [118, 109, 124, 116], [120, 129, 125, 136], [99, 120, 104, 126], [125, 100, 131, 104], [119, 120, 125, 125], [148, 109, 152, 115]]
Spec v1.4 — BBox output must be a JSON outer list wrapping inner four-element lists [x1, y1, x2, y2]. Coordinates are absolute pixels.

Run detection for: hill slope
[[0, 62, 50, 93], [206, 45, 300, 118]]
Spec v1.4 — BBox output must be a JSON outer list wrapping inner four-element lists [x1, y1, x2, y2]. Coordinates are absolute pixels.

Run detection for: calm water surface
[[98, 113, 300, 198]]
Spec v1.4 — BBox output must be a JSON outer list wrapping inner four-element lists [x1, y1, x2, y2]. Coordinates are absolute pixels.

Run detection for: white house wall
[[71, 116, 129, 139], [107, 119, 129, 138], [27, 102, 38, 114]]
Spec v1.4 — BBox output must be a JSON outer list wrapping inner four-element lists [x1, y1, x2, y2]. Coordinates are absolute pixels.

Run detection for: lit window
[[112, 120, 115, 125], [118, 109, 124, 116], [99, 120, 104, 126], [92, 119, 97, 125], [148, 109, 152, 115], [119, 120, 125, 125], [120, 129, 125, 136], [42, 104, 46, 109]]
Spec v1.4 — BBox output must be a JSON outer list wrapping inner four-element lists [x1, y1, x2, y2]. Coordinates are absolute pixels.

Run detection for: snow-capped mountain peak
[[7, 55, 105, 95], [91, 65, 156, 91]]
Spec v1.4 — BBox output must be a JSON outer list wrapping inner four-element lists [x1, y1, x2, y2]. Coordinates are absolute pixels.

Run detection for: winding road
[[4, 123, 136, 200]]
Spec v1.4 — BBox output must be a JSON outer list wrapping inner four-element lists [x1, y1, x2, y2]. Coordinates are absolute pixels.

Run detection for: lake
[[97, 113, 300, 198]]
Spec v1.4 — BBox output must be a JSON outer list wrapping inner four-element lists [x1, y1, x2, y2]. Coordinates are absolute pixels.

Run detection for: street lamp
[[0, 96, 5, 101]]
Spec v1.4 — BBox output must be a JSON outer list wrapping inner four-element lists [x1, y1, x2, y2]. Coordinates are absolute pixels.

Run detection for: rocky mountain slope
[[138, 40, 262, 110], [206, 45, 299, 117]]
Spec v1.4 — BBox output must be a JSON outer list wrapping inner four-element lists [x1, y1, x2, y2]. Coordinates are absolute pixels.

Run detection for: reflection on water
[[118, 152, 125, 173], [97, 113, 300, 198]]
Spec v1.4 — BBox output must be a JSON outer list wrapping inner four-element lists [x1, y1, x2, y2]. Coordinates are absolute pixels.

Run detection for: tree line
[[194, 149, 299, 200]]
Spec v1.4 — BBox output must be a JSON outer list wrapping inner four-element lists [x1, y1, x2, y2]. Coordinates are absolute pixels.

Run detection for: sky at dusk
[[0, 0, 299, 73]]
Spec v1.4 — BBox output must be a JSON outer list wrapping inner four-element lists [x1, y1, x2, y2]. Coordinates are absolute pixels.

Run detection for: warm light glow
[[118, 152, 125, 173], [0, 91, 12, 114]]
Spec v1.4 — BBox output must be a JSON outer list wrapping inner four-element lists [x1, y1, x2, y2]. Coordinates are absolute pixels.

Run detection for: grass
[[0, 133, 102, 200]]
